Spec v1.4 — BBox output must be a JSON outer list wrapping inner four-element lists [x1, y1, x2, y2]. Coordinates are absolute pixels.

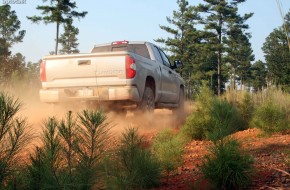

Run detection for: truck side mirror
[[172, 60, 183, 69]]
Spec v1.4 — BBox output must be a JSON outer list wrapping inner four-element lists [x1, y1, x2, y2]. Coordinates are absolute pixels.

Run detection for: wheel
[[138, 86, 155, 112], [113, 108, 127, 118]]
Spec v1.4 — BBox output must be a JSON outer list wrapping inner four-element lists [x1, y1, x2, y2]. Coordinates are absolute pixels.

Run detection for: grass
[[250, 88, 290, 134], [224, 88, 290, 134], [251, 101, 289, 134]]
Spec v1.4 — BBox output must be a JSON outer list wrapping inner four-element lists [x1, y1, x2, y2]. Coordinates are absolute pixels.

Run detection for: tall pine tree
[[0, 5, 25, 53], [27, 0, 87, 55], [195, 0, 253, 95], [250, 60, 267, 91], [0, 5, 25, 86], [225, 26, 254, 90], [156, 0, 215, 96], [262, 27, 290, 91]]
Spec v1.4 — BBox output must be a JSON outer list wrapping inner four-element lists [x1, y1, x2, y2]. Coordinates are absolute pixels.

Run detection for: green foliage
[[0, 51, 39, 93], [27, 109, 111, 190], [181, 111, 208, 140], [104, 128, 161, 190], [76, 109, 111, 189], [156, 0, 220, 96], [0, 92, 31, 189], [27, 0, 87, 54], [225, 25, 254, 90], [58, 111, 79, 188], [0, 7, 38, 90], [251, 101, 289, 134], [181, 85, 242, 141], [237, 92, 254, 130], [251, 60, 267, 91], [262, 20, 290, 91], [223, 90, 254, 130], [0, 5, 26, 86], [206, 99, 242, 142], [195, 0, 253, 95], [27, 117, 62, 189], [0, 5, 25, 50], [201, 139, 254, 190], [59, 19, 80, 54], [151, 129, 185, 179], [181, 83, 214, 140]]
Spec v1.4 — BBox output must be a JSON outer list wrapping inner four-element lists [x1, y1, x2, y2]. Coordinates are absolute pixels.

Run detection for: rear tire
[[138, 86, 155, 112], [113, 108, 127, 118]]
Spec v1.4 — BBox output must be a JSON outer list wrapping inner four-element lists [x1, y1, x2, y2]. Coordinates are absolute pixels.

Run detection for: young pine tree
[[59, 19, 80, 54]]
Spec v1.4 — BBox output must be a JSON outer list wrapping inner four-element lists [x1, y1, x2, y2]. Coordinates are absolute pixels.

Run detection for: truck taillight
[[126, 55, 136, 79], [40, 60, 46, 82], [112, 40, 129, 45]]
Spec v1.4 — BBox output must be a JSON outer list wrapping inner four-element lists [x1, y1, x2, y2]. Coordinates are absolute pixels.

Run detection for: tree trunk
[[233, 68, 236, 90], [218, 49, 221, 95], [211, 73, 213, 90], [217, 15, 222, 96], [240, 75, 243, 90], [55, 21, 59, 55]]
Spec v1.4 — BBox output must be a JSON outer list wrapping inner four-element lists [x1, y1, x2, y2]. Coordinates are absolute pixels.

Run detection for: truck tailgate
[[43, 52, 128, 88]]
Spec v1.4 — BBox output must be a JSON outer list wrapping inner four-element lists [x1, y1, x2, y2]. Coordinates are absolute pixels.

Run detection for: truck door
[[154, 47, 178, 102]]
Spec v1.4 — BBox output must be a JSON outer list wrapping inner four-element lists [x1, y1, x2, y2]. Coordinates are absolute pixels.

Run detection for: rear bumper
[[39, 86, 140, 103]]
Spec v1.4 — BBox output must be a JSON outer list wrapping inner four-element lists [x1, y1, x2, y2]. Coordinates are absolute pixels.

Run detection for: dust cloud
[[15, 90, 191, 139]]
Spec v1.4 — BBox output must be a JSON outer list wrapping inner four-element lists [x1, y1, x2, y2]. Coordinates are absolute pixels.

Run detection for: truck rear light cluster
[[112, 40, 129, 45], [40, 60, 47, 82], [125, 55, 136, 79]]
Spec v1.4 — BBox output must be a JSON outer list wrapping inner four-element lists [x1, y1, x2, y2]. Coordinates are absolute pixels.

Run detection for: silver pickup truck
[[39, 41, 185, 113]]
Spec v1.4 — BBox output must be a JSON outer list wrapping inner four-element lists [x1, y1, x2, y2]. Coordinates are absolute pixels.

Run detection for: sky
[[1, 0, 290, 63]]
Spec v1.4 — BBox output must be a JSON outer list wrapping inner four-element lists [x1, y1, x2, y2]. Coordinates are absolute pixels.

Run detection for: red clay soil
[[153, 128, 290, 190]]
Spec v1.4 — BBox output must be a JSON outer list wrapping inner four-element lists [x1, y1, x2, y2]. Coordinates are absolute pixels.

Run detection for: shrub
[[181, 111, 208, 140], [223, 90, 255, 130], [104, 128, 161, 189], [251, 101, 289, 134], [201, 139, 254, 190], [0, 92, 31, 189], [206, 99, 242, 142], [181, 84, 214, 141], [151, 129, 185, 179], [182, 97, 242, 141]]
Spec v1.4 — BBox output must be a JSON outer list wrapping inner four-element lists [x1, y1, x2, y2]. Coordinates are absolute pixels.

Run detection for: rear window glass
[[91, 44, 150, 59]]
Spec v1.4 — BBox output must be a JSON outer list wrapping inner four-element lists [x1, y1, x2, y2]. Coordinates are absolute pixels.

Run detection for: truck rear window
[[91, 44, 150, 59]]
